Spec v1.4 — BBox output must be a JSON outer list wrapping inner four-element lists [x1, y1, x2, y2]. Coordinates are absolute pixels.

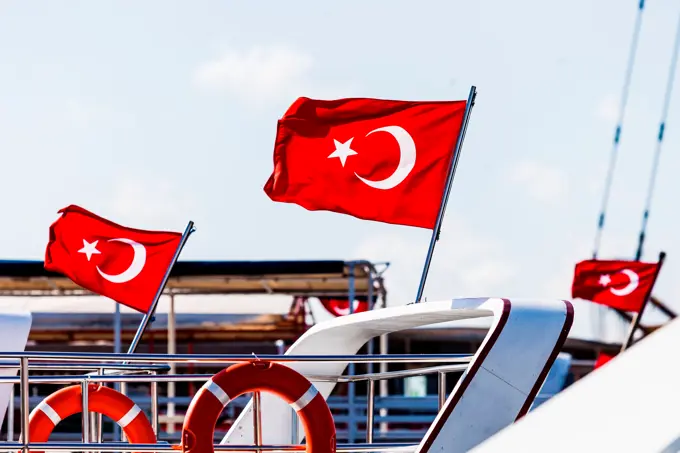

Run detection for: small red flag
[[44, 205, 182, 313], [593, 351, 616, 369], [264, 97, 467, 229], [571, 259, 661, 312], [319, 297, 369, 317]]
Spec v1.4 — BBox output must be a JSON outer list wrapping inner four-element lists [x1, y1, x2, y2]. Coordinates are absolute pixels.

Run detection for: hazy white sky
[[1, 0, 680, 341]]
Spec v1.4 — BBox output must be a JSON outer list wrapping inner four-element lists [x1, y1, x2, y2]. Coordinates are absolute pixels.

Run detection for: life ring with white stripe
[[28, 384, 156, 453], [182, 361, 336, 453]]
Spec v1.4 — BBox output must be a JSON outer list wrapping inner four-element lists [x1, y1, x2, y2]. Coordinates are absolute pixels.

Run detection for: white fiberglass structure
[[472, 314, 680, 453], [0, 311, 32, 429], [222, 297, 573, 453]]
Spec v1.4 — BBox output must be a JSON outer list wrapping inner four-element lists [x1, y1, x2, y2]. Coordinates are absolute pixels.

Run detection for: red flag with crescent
[[263, 97, 467, 229], [571, 259, 662, 312], [44, 205, 182, 313]]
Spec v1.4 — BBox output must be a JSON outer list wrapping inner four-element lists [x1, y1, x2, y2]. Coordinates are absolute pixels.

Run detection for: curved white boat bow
[[472, 314, 680, 453], [222, 297, 573, 453]]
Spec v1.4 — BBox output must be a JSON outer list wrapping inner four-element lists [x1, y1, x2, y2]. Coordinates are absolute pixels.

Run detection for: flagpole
[[620, 250, 665, 352], [126, 220, 196, 354], [114, 303, 121, 354], [633, 10, 680, 262], [415, 85, 477, 303], [591, 0, 646, 260]]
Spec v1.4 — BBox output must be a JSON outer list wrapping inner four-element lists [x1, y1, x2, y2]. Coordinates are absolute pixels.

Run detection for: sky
[[1, 0, 680, 342]]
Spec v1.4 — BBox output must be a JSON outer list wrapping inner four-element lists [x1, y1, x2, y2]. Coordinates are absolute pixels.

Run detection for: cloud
[[353, 219, 517, 306], [192, 45, 313, 106], [109, 178, 195, 229], [193, 44, 358, 108], [509, 160, 568, 201]]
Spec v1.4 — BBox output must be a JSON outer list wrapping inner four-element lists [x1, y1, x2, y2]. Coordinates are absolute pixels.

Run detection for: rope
[[634, 9, 680, 260], [592, 0, 646, 259]]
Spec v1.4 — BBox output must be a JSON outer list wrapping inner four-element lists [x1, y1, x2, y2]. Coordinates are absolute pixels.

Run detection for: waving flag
[[45, 205, 182, 313], [571, 259, 661, 312], [264, 97, 467, 229]]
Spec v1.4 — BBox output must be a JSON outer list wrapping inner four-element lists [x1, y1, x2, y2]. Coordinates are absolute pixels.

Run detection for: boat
[[0, 294, 574, 453]]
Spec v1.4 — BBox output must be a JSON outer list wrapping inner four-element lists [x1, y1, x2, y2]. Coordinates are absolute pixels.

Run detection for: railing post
[[366, 379, 375, 443], [19, 358, 28, 453], [7, 383, 14, 442], [290, 407, 299, 444], [89, 410, 98, 449], [81, 379, 90, 444], [438, 372, 447, 410], [379, 330, 389, 436], [120, 381, 127, 442], [253, 391, 263, 446], [95, 368, 104, 446], [150, 371, 159, 435]]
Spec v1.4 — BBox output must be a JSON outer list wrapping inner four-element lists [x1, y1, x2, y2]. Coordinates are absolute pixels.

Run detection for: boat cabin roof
[[0, 259, 386, 298]]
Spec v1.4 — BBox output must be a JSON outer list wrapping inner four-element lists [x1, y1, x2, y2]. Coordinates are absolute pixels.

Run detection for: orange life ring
[[182, 361, 336, 453], [28, 384, 156, 453]]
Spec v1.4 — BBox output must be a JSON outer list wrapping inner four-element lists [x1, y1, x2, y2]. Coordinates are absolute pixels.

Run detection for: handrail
[[0, 352, 472, 364], [0, 361, 169, 372], [0, 364, 468, 385], [334, 364, 466, 383], [0, 442, 417, 452], [5, 352, 474, 450]]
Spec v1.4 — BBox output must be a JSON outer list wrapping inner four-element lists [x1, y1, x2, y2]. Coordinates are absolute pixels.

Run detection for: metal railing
[[0, 442, 418, 452], [0, 352, 473, 452]]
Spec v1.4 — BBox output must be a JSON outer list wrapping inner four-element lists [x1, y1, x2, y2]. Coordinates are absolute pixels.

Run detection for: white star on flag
[[599, 274, 611, 287], [78, 239, 101, 261], [327, 138, 358, 167]]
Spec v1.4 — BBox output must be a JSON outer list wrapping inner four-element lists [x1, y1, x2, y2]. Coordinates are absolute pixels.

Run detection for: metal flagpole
[[347, 261, 356, 443], [378, 328, 388, 436], [113, 302, 122, 439], [415, 85, 477, 303], [114, 304, 121, 354], [167, 293, 177, 435], [126, 220, 195, 355], [621, 251, 665, 352], [590, 0, 646, 342], [634, 10, 680, 261], [592, 0, 646, 259], [366, 268, 374, 375]]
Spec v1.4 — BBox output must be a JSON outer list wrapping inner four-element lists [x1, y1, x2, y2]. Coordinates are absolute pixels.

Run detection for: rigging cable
[[634, 9, 680, 261], [592, 0, 646, 259]]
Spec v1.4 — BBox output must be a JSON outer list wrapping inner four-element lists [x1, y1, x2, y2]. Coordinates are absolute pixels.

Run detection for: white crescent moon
[[333, 301, 363, 316], [355, 125, 417, 190], [96, 238, 147, 284], [609, 269, 639, 296]]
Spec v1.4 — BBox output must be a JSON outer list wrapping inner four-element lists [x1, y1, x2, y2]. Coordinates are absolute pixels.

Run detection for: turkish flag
[[593, 351, 617, 370], [264, 97, 467, 229], [44, 205, 182, 313], [571, 259, 661, 312], [318, 297, 369, 317]]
